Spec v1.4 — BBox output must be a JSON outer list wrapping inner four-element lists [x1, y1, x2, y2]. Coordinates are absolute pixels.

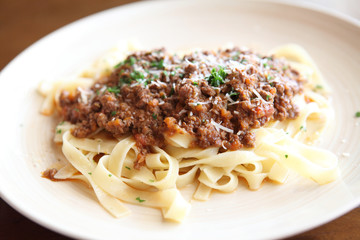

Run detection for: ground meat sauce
[[59, 48, 305, 168]]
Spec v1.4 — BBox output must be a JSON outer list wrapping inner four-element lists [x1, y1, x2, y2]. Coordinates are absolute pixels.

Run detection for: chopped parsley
[[282, 65, 288, 71], [267, 75, 273, 81], [88, 172, 92, 175], [229, 91, 239, 97], [111, 111, 117, 116], [59, 121, 65, 125], [355, 111, 360, 118], [266, 95, 270, 101], [300, 125, 307, 131], [170, 86, 175, 96], [74, 108, 79, 112], [170, 71, 176, 76], [315, 84, 323, 89], [161, 94, 166, 99], [285, 154, 288, 159], [240, 59, 247, 64], [192, 81, 198, 86], [96, 89, 100, 95], [206, 66, 227, 87], [119, 76, 132, 86], [108, 174, 112, 177], [114, 56, 136, 68], [163, 70, 169, 76], [149, 179, 155, 182], [126, 56, 136, 66], [152, 113, 158, 120], [56, 129, 62, 134], [263, 62, 269, 68], [125, 166, 131, 170], [114, 62, 123, 69], [135, 197, 145, 203], [130, 70, 144, 80], [107, 86, 121, 94], [150, 59, 164, 69]]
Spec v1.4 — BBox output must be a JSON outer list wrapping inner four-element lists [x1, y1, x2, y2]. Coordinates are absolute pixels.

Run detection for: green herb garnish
[[266, 95, 270, 101], [240, 59, 247, 64], [125, 166, 131, 170], [355, 112, 360, 118], [56, 129, 62, 134], [114, 62, 123, 69], [126, 56, 136, 66], [136, 197, 145, 203], [149, 179, 155, 182], [111, 111, 117, 116], [150, 59, 164, 69], [206, 66, 227, 87], [229, 91, 239, 97], [285, 154, 288, 159], [300, 126, 307, 131], [152, 113, 157, 120], [107, 86, 121, 94], [130, 70, 144, 80], [192, 82, 198, 86], [170, 86, 175, 96], [108, 174, 112, 177]]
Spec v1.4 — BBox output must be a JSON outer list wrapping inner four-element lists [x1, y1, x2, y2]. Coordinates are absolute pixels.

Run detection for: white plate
[[1, 0, 360, 239]]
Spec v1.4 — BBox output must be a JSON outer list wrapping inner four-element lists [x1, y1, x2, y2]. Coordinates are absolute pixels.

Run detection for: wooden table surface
[[0, 0, 359, 239]]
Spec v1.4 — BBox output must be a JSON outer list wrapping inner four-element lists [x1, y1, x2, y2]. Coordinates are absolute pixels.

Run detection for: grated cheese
[[252, 89, 265, 102], [228, 101, 239, 106], [210, 119, 234, 133]]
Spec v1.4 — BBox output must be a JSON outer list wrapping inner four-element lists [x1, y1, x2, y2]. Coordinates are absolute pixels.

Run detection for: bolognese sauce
[[58, 48, 305, 168]]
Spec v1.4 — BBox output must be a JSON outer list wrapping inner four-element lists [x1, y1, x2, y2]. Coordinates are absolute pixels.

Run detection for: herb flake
[[136, 197, 145, 203], [150, 59, 164, 69], [206, 66, 227, 87], [107, 87, 121, 94]]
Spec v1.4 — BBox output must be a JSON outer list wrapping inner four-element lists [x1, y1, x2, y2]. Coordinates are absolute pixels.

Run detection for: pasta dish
[[39, 43, 339, 222]]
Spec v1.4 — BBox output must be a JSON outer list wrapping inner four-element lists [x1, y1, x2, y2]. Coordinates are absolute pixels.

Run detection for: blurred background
[[0, 0, 359, 70], [0, 0, 359, 239]]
